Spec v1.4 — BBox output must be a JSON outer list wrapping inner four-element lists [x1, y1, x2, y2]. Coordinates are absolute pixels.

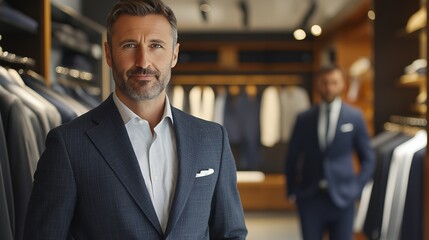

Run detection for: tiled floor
[[245, 211, 301, 240]]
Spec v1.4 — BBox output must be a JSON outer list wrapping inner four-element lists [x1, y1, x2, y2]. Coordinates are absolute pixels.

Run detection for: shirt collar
[[113, 92, 174, 125], [321, 97, 341, 112]]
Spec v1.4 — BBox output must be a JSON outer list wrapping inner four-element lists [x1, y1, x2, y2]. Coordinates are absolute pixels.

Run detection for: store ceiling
[[162, 0, 367, 33]]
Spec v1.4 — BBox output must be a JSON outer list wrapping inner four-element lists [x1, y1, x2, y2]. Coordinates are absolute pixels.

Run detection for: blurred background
[[1, 0, 427, 239]]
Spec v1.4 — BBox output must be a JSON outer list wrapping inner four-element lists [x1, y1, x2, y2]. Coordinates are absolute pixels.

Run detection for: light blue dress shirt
[[113, 92, 178, 233]]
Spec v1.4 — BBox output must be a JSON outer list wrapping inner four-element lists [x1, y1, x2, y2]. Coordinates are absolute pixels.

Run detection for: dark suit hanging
[[400, 148, 425, 240], [21, 74, 78, 123], [0, 85, 39, 240], [363, 133, 412, 240], [0, 114, 13, 240]]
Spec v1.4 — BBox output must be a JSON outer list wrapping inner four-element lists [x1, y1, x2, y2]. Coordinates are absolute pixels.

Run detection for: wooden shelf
[[49, 2, 108, 99], [399, 73, 426, 87], [238, 174, 295, 211], [412, 103, 427, 114], [172, 74, 303, 86], [174, 61, 314, 74], [0, 5, 38, 34]]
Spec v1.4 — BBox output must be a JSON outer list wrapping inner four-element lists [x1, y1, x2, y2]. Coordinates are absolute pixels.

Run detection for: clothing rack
[[19, 69, 46, 83], [384, 115, 427, 135], [0, 46, 36, 67], [389, 115, 427, 127], [55, 66, 94, 82], [56, 75, 101, 96]]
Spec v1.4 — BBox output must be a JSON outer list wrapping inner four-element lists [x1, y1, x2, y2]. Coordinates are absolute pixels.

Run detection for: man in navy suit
[[285, 65, 375, 240], [23, 0, 247, 239]]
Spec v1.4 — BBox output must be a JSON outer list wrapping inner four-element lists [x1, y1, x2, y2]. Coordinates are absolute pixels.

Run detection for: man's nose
[[135, 48, 150, 68]]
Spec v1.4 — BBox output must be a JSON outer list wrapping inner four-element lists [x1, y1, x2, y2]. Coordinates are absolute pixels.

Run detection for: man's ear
[[104, 42, 112, 67], [171, 43, 180, 68]]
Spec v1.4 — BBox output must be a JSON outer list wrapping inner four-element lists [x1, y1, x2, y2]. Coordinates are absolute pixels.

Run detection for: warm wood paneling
[[336, 17, 374, 135], [238, 174, 295, 211]]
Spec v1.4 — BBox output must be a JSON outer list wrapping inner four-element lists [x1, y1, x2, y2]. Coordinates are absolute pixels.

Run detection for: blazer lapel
[[165, 108, 200, 236], [86, 96, 163, 235]]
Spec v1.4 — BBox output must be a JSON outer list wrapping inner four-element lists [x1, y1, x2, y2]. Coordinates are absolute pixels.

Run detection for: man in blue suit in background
[[285, 65, 375, 240], [23, 0, 247, 239]]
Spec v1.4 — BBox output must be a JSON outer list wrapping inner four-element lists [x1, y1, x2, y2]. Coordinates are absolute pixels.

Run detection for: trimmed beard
[[111, 60, 168, 101]]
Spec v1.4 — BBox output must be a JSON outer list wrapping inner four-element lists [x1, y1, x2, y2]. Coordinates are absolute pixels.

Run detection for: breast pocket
[[190, 168, 217, 202]]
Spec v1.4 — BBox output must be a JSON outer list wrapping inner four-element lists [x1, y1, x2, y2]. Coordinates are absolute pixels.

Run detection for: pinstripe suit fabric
[[24, 95, 247, 240]]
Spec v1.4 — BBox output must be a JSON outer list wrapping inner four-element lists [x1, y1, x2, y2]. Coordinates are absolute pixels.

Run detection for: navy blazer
[[285, 103, 375, 208], [24, 95, 247, 239]]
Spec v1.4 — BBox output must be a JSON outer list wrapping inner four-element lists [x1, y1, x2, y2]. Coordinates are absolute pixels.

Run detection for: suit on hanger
[[0, 67, 51, 150], [285, 102, 375, 239], [24, 95, 247, 239], [224, 87, 261, 170], [401, 148, 425, 240], [0, 115, 13, 240], [0, 85, 39, 240], [363, 134, 412, 240], [21, 74, 78, 123]]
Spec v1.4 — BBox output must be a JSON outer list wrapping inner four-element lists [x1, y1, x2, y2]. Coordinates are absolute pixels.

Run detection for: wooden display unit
[[237, 174, 295, 211], [0, 0, 110, 99]]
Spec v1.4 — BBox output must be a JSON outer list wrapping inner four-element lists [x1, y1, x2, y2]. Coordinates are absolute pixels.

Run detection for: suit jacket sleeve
[[24, 128, 77, 239], [354, 112, 376, 191], [284, 114, 303, 198], [208, 126, 247, 240]]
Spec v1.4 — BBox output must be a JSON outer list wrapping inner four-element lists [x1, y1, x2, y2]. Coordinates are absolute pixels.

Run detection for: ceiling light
[[311, 25, 322, 36], [200, 3, 211, 13], [293, 29, 306, 40], [368, 10, 375, 20]]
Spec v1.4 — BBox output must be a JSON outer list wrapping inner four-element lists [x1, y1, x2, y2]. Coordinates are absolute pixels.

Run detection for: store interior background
[[2, 0, 428, 239]]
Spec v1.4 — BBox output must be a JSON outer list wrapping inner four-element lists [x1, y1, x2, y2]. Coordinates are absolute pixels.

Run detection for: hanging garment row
[[354, 126, 426, 240], [168, 84, 311, 170], [0, 64, 101, 240]]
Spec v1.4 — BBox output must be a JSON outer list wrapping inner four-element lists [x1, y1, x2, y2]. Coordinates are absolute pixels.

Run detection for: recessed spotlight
[[200, 3, 211, 13], [368, 10, 375, 20], [294, 29, 306, 40], [311, 25, 322, 36]]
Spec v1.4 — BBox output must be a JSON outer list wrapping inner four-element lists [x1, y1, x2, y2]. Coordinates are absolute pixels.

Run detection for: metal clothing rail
[[0, 46, 36, 67]]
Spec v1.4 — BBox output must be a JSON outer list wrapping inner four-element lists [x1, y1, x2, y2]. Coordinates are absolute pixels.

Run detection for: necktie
[[325, 105, 331, 147]]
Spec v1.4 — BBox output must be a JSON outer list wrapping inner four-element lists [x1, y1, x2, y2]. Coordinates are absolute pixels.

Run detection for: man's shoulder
[[297, 105, 318, 119], [341, 103, 363, 117], [172, 107, 219, 126], [171, 107, 224, 135], [55, 97, 115, 133]]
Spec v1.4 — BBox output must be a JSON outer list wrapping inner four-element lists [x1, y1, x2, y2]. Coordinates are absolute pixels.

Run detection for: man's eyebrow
[[117, 39, 137, 46], [148, 39, 167, 44]]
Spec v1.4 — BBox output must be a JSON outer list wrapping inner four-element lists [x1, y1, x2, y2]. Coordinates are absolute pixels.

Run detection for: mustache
[[126, 67, 160, 77]]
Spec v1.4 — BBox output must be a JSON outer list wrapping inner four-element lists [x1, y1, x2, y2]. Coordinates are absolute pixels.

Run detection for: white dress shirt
[[318, 97, 341, 150], [171, 85, 185, 111], [113, 93, 178, 233], [260, 86, 281, 147], [189, 86, 215, 121], [213, 87, 227, 125], [279, 86, 310, 142]]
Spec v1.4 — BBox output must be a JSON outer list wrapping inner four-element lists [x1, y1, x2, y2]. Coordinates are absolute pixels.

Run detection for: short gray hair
[[106, 0, 178, 47]]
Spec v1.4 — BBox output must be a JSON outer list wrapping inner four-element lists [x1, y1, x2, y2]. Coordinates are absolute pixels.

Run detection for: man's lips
[[129, 74, 156, 79]]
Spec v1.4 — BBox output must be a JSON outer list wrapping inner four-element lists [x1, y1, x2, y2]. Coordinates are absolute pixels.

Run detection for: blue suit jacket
[[24, 95, 247, 239], [285, 103, 375, 208]]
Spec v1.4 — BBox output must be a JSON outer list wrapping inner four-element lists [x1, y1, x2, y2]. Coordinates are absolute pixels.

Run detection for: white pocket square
[[340, 123, 354, 132], [196, 168, 214, 178]]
